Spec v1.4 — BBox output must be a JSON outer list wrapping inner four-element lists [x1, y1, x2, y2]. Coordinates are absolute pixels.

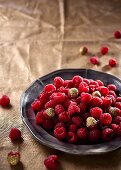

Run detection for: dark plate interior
[[20, 69, 121, 155]]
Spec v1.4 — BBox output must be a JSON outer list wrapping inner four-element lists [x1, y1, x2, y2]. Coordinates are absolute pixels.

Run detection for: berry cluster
[[32, 76, 121, 144]]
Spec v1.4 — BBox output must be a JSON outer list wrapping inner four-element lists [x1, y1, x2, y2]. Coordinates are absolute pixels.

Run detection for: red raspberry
[[58, 86, 68, 94], [55, 104, 65, 115], [44, 155, 59, 170], [44, 84, 56, 94], [9, 128, 21, 141], [90, 56, 99, 65], [35, 111, 45, 125], [59, 111, 70, 122], [79, 82, 89, 93], [108, 90, 116, 97], [54, 127, 67, 140], [52, 93, 66, 104], [116, 97, 121, 102], [99, 113, 112, 126], [90, 80, 98, 86], [99, 86, 109, 96], [83, 78, 90, 85], [110, 124, 121, 135], [90, 107, 103, 119], [55, 122, 65, 129], [107, 84, 116, 91], [100, 46, 109, 55], [0, 95, 10, 107], [79, 46, 88, 55], [96, 80, 104, 86], [89, 85, 96, 93], [64, 80, 73, 88], [68, 104, 80, 116], [109, 107, 120, 117], [43, 119, 53, 130], [102, 97, 112, 107], [79, 103, 86, 114], [76, 96, 81, 104], [77, 127, 88, 141], [72, 116, 83, 126], [81, 93, 92, 104], [31, 99, 42, 112], [107, 94, 116, 105], [7, 151, 20, 166], [115, 102, 121, 109], [109, 58, 117, 67], [114, 30, 121, 39], [89, 129, 101, 142], [45, 100, 56, 109], [113, 116, 121, 124], [91, 96, 103, 107], [69, 124, 77, 132], [102, 128, 114, 141], [72, 75, 83, 87], [67, 132, 78, 143], [39, 92, 49, 104], [53, 77, 64, 88]]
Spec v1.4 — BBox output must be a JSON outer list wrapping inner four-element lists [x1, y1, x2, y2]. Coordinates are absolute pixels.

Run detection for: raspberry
[[110, 124, 121, 135], [109, 107, 120, 117], [0, 95, 10, 107], [114, 30, 121, 39], [109, 58, 117, 67], [107, 84, 116, 91], [69, 124, 77, 132], [83, 78, 90, 85], [44, 84, 56, 94], [102, 128, 114, 141], [82, 112, 90, 120], [45, 100, 56, 109], [55, 122, 65, 129], [99, 87, 109, 96], [72, 116, 83, 126], [116, 97, 121, 102], [35, 111, 45, 125], [90, 56, 99, 65], [113, 116, 121, 124], [54, 127, 67, 140], [76, 97, 81, 104], [100, 46, 109, 55], [72, 75, 83, 87], [77, 127, 88, 141], [68, 104, 80, 116], [31, 99, 42, 112], [79, 82, 89, 93], [103, 97, 112, 107], [89, 85, 96, 93], [115, 102, 121, 109], [7, 151, 20, 166], [81, 93, 92, 104], [90, 80, 98, 86], [79, 46, 88, 55], [43, 108, 55, 119], [92, 91, 101, 97], [68, 88, 78, 98], [89, 129, 101, 142], [43, 119, 53, 130], [86, 117, 97, 128], [108, 90, 117, 97], [67, 132, 78, 143], [52, 93, 66, 104], [107, 95, 116, 105], [9, 128, 21, 141], [99, 113, 112, 126], [64, 80, 73, 88], [79, 103, 86, 113], [96, 80, 104, 86], [91, 96, 103, 107], [59, 112, 70, 122], [58, 86, 68, 94], [53, 77, 64, 88], [55, 104, 65, 115], [44, 155, 59, 170], [39, 92, 49, 104], [90, 107, 103, 119]]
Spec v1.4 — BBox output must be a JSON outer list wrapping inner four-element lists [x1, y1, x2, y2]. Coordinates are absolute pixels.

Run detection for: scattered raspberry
[[35, 111, 45, 125], [44, 155, 59, 170], [103, 97, 112, 107], [68, 103, 80, 116], [114, 31, 121, 39], [69, 124, 77, 132], [109, 58, 117, 67], [79, 82, 89, 93], [102, 128, 114, 141], [7, 151, 20, 166], [89, 129, 101, 142], [67, 132, 78, 143], [92, 91, 101, 97], [43, 119, 53, 130], [113, 116, 121, 124], [54, 77, 64, 88], [99, 113, 112, 126], [44, 84, 56, 94], [86, 117, 97, 128], [100, 46, 109, 55], [79, 46, 88, 55], [54, 127, 66, 140], [55, 104, 65, 115], [91, 96, 103, 107], [45, 100, 56, 109], [31, 99, 42, 112], [0, 95, 10, 107], [72, 116, 83, 126], [43, 108, 55, 119], [90, 107, 103, 119], [110, 124, 121, 135], [90, 56, 99, 65], [59, 111, 69, 122], [96, 80, 104, 86], [107, 84, 116, 91], [9, 128, 21, 141], [77, 127, 88, 141], [68, 88, 78, 98], [81, 93, 92, 104]]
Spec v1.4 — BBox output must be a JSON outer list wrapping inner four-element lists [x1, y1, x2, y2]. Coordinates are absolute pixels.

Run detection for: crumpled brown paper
[[0, 0, 121, 170]]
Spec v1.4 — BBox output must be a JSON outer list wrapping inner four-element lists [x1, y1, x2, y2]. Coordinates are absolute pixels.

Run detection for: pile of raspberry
[[31, 76, 121, 144]]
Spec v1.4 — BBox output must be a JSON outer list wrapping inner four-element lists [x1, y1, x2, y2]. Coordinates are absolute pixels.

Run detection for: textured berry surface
[[55, 104, 65, 115], [90, 56, 99, 65], [77, 127, 88, 141], [7, 151, 20, 166], [0, 95, 10, 107], [68, 103, 80, 116], [67, 132, 78, 143], [81, 93, 92, 104], [90, 107, 103, 119], [9, 128, 21, 141], [91, 97, 103, 107], [100, 113, 112, 126], [54, 77, 64, 88], [109, 58, 117, 67], [107, 84, 116, 91], [89, 129, 101, 142], [44, 84, 56, 94], [44, 155, 59, 170], [102, 128, 114, 141], [100, 46, 108, 55], [54, 127, 66, 140], [31, 99, 42, 112]]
